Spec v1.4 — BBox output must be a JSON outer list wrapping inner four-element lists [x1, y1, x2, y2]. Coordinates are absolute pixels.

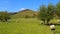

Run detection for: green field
[[0, 18, 60, 34]]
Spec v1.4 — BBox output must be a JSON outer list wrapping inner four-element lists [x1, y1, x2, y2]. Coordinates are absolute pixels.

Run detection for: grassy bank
[[0, 18, 60, 34]]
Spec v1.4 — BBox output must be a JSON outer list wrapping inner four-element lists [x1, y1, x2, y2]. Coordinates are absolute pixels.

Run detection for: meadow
[[0, 18, 60, 34]]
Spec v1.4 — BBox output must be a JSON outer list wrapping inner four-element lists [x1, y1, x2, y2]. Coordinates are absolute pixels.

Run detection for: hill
[[0, 18, 60, 34], [12, 9, 38, 18]]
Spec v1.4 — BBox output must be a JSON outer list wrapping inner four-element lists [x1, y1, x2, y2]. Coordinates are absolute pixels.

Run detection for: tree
[[38, 5, 47, 24], [38, 4, 55, 24], [0, 11, 11, 22], [47, 4, 55, 24], [56, 2, 60, 18]]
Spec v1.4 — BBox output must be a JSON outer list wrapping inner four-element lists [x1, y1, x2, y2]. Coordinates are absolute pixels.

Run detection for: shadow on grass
[[45, 23, 60, 26]]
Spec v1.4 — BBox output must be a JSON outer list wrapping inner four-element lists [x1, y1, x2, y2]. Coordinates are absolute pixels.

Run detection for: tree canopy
[[0, 11, 11, 22], [38, 4, 55, 24]]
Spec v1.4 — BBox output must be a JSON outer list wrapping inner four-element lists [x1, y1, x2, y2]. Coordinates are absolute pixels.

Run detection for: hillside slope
[[0, 18, 52, 34], [12, 9, 38, 18]]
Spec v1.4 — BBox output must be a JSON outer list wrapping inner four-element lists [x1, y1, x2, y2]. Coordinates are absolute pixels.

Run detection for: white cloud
[[20, 8, 26, 11]]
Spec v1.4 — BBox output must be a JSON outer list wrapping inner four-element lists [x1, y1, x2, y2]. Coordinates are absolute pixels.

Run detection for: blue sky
[[0, 0, 60, 12]]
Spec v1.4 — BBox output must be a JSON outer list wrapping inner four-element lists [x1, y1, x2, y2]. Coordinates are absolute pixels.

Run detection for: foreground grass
[[0, 18, 60, 34]]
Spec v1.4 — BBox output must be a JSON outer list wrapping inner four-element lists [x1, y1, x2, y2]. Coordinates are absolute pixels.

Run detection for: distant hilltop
[[12, 9, 38, 18]]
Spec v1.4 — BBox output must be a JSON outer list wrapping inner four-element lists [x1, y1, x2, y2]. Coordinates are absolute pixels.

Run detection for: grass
[[0, 18, 60, 34]]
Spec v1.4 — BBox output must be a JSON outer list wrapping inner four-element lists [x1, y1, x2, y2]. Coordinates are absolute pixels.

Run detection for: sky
[[0, 0, 60, 12]]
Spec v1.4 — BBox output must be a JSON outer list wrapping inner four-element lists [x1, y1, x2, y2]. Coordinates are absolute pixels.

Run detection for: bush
[[0, 12, 11, 22]]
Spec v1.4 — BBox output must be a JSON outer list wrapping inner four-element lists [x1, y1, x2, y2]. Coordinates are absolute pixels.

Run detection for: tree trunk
[[47, 19, 50, 24], [44, 20, 45, 24], [47, 20, 49, 24], [45, 20, 47, 24]]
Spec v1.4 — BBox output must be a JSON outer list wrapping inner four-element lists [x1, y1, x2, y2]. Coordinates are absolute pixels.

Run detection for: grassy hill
[[0, 9, 60, 34], [0, 18, 50, 34], [12, 9, 38, 18], [0, 18, 60, 34]]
